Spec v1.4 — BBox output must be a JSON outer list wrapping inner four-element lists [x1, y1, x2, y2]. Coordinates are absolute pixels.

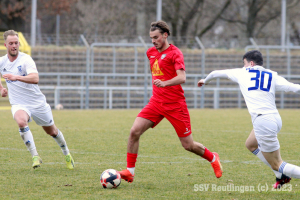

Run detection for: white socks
[[20, 127, 69, 157], [127, 167, 135, 175], [279, 162, 300, 179], [252, 148, 282, 178], [19, 126, 38, 156], [53, 129, 69, 156]]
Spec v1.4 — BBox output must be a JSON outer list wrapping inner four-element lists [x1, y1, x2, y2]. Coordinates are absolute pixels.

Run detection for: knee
[[47, 128, 58, 137], [182, 141, 193, 152], [16, 118, 28, 128], [129, 127, 142, 140], [245, 141, 258, 152]]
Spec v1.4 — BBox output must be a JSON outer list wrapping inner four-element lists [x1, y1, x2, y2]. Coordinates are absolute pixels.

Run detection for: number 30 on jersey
[[248, 70, 272, 92]]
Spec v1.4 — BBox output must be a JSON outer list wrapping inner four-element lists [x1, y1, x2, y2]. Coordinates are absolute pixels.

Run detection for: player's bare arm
[[153, 69, 186, 88], [3, 73, 39, 84], [0, 74, 8, 97]]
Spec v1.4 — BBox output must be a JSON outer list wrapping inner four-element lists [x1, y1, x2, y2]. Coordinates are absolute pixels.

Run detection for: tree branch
[[254, 12, 280, 37], [180, 0, 203, 38], [220, 16, 246, 24], [197, 0, 232, 37]]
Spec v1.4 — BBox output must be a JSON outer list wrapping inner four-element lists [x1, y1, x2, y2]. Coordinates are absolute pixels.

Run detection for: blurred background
[[0, 0, 300, 110]]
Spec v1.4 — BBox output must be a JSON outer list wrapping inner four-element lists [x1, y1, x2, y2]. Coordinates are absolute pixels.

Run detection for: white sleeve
[[204, 69, 240, 84], [24, 56, 38, 74], [0, 56, 3, 72], [275, 75, 300, 93], [204, 70, 228, 84]]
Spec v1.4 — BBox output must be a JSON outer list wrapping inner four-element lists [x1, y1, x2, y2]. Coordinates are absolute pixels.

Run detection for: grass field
[[1, 109, 300, 199]]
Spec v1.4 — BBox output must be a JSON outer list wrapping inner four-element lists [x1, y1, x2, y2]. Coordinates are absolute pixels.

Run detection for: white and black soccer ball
[[100, 169, 121, 189]]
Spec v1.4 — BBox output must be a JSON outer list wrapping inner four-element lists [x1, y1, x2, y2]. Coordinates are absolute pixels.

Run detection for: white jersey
[[0, 52, 47, 107], [204, 66, 300, 121]]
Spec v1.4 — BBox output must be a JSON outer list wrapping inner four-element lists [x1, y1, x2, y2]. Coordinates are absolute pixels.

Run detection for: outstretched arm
[[276, 76, 300, 93], [198, 70, 229, 87]]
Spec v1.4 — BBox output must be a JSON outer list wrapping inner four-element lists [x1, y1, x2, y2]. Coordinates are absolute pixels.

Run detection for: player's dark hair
[[150, 20, 171, 36], [243, 50, 263, 66]]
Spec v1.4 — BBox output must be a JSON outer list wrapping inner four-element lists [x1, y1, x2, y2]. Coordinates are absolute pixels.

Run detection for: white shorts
[[11, 104, 54, 127], [253, 113, 282, 152]]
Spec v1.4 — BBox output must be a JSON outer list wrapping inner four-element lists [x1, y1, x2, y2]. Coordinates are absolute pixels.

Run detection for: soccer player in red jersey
[[118, 20, 222, 183]]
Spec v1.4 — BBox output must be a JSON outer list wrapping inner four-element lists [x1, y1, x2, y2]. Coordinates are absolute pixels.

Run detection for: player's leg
[[12, 107, 41, 169], [254, 113, 292, 188], [261, 150, 292, 188], [42, 124, 74, 169], [120, 100, 163, 182], [165, 101, 222, 178], [42, 124, 70, 155], [263, 149, 300, 179], [127, 117, 154, 154], [179, 135, 222, 178], [119, 117, 154, 182], [245, 129, 282, 179], [32, 104, 74, 169]]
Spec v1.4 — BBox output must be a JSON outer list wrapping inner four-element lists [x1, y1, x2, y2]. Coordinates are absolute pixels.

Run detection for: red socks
[[127, 152, 138, 168], [126, 149, 212, 167], [201, 147, 214, 162]]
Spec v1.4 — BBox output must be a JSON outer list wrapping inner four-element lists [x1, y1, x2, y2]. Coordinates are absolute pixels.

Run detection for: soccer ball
[[100, 169, 121, 189], [55, 104, 64, 110]]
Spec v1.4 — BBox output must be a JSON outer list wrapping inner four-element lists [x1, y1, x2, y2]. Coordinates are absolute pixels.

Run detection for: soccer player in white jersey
[[0, 30, 74, 169], [198, 50, 300, 189]]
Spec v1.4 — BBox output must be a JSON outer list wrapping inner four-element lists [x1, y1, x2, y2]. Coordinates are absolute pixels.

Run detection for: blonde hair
[[3, 30, 19, 41]]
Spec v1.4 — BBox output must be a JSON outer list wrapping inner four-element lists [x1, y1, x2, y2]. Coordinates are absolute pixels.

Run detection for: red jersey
[[146, 44, 186, 103]]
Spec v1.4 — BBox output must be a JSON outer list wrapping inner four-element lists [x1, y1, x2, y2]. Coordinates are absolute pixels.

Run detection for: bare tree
[[220, 0, 300, 43], [161, 0, 231, 42], [197, 0, 231, 38], [65, 0, 138, 36], [36, 0, 77, 34], [0, 0, 30, 32]]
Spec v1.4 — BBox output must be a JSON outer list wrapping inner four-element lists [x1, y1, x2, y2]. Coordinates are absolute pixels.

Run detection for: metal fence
[[23, 33, 300, 49], [38, 72, 300, 110], [32, 36, 300, 110]]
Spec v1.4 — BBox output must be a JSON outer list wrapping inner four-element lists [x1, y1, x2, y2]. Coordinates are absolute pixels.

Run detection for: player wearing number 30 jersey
[[198, 50, 300, 189], [205, 61, 299, 122]]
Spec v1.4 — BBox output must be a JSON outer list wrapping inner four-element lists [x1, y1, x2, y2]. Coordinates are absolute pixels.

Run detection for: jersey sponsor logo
[[184, 128, 190, 134], [152, 59, 164, 76], [150, 56, 155, 58], [17, 66, 22, 72], [161, 54, 166, 59]]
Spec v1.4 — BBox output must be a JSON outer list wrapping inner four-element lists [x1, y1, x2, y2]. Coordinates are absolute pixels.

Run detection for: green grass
[[1, 109, 300, 199]]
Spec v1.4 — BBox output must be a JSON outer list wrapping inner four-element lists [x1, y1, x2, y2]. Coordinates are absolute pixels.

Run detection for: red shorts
[[137, 100, 192, 137]]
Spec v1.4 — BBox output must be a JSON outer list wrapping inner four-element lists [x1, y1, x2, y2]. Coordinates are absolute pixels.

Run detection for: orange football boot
[[119, 169, 134, 183], [210, 152, 223, 178]]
